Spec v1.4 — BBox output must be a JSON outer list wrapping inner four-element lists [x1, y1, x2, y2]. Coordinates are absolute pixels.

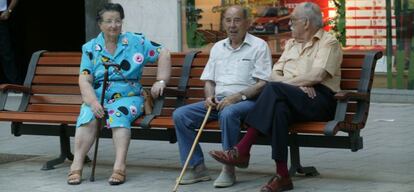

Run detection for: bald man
[[173, 5, 272, 187], [209, 2, 342, 191]]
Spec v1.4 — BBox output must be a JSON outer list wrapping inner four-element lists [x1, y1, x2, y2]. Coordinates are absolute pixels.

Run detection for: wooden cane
[[172, 105, 213, 192], [90, 63, 118, 181]]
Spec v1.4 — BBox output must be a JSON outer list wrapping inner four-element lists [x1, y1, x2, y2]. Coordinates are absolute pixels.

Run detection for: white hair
[[299, 2, 324, 28]]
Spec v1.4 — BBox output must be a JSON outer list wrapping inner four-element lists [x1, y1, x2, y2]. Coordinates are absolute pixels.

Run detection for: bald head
[[293, 2, 323, 29], [224, 5, 250, 20]]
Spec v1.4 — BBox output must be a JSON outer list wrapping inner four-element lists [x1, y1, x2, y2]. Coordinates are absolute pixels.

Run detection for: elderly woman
[[67, 3, 171, 185]]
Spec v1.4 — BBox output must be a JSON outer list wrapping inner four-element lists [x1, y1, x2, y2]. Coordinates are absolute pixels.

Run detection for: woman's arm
[[151, 48, 171, 98], [79, 74, 104, 118]]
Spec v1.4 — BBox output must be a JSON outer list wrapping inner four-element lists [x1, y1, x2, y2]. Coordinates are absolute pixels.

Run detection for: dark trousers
[[0, 20, 19, 84], [245, 82, 336, 161]]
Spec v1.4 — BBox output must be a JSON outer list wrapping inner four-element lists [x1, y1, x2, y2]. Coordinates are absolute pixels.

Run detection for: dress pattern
[[76, 32, 161, 129]]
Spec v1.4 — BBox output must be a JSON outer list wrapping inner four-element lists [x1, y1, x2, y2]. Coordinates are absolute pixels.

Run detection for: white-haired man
[[209, 2, 343, 191]]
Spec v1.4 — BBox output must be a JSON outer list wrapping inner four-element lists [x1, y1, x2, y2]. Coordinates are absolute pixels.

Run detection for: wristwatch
[[7, 9, 12, 13], [241, 94, 247, 101], [157, 80, 165, 84]]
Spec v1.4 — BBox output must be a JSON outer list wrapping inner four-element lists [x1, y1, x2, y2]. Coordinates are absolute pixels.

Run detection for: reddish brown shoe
[[208, 147, 250, 168], [260, 175, 293, 192]]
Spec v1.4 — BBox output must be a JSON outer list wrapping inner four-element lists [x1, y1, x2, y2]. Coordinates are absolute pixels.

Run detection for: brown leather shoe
[[208, 147, 250, 168], [260, 175, 293, 192]]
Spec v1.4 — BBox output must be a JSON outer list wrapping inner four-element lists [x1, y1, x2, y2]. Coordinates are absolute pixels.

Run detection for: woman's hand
[[90, 100, 105, 118], [151, 80, 166, 98]]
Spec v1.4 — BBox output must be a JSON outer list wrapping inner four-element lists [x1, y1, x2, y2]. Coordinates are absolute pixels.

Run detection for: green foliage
[[186, 0, 206, 48], [329, 0, 346, 46]]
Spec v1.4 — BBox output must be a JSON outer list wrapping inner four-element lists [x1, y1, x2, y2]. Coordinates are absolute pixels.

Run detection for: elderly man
[[209, 2, 342, 192], [173, 5, 272, 188]]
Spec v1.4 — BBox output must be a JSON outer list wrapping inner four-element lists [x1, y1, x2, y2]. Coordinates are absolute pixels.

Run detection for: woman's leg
[[108, 127, 131, 184], [70, 120, 98, 171], [111, 127, 131, 172]]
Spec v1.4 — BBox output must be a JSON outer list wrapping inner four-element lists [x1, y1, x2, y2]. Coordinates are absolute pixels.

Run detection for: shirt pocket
[[235, 58, 254, 82], [297, 55, 313, 75]]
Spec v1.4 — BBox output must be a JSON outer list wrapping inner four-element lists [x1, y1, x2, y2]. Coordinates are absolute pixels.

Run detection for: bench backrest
[[20, 51, 194, 118], [21, 50, 382, 130], [179, 51, 382, 128]]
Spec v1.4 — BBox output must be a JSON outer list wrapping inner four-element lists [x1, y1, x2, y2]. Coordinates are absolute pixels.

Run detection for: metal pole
[[386, 0, 393, 88]]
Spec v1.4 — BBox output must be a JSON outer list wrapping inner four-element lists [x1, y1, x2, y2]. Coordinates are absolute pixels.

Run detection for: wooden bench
[[0, 50, 383, 176]]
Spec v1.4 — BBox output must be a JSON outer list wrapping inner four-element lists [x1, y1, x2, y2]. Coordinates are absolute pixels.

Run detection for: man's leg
[[258, 82, 335, 192], [213, 100, 256, 187], [173, 101, 218, 184], [218, 100, 256, 150]]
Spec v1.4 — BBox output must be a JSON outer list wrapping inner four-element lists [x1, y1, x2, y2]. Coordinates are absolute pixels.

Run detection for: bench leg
[[289, 137, 319, 177], [41, 127, 73, 170], [168, 129, 177, 143]]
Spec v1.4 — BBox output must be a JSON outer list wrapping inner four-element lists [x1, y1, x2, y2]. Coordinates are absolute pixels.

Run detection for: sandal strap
[[67, 170, 82, 184], [68, 170, 82, 177], [113, 169, 125, 176], [110, 169, 126, 180]]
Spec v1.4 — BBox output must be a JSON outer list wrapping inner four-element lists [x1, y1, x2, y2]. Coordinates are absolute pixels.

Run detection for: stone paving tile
[[1, 103, 414, 191]]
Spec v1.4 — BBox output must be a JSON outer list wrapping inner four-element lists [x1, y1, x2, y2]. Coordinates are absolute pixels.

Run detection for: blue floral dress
[[76, 32, 161, 129]]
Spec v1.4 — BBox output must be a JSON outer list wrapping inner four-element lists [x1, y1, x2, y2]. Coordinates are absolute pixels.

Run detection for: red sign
[[281, 0, 330, 30]]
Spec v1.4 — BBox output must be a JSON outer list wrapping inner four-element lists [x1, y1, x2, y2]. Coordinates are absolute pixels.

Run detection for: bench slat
[[38, 57, 81, 66], [27, 104, 81, 113], [36, 66, 79, 75], [30, 95, 82, 105], [0, 111, 78, 124], [33, 76, 78, 85], [31, 85, 81, 94]]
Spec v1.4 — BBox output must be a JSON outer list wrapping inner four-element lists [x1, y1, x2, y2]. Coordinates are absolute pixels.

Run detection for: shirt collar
[[95, 32, 127, 58], [223, 33, 253, 50], [312, 29, 324, 41], [292, 28, 325, 51]]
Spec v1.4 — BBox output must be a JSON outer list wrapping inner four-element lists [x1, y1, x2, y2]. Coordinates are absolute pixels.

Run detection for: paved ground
[[0, 95, 413, 192]]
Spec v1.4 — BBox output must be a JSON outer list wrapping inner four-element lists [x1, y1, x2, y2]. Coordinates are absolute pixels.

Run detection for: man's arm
[[204, 80, 216, 108], [270, 70, 290, 82], [216, 79, 266, 111], [8, 0, 18, 11], [283, 67, 329, 87], [0, 0, 18, 20]]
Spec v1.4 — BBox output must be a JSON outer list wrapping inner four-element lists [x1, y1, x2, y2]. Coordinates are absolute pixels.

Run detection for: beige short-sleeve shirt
[[201, 33, 273, 97], [273, 29, 342, 92]]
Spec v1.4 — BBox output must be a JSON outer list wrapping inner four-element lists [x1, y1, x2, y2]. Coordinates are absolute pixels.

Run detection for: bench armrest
[[0, 84, 30, 111], [0, 84, 31, 94], [325, 91, 370, 136], [139, 88, 187, 128], [334, 91, 369, 101], [139, 96, 166, 128]]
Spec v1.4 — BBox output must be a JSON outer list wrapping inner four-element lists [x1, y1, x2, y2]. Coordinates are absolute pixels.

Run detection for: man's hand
[[204, 97, 217, 109], [90, 100, 104, 118], [151, 80, 166, 98], [0, 11, 11, 21], [300, 86, 316, 99], [216, 94, 240, 111]]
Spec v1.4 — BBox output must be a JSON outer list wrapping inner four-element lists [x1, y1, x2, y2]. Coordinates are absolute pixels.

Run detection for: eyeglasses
[[288, 17, 307, 26], [289, 17, 307, 31], [101, 19, 123, 26]]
